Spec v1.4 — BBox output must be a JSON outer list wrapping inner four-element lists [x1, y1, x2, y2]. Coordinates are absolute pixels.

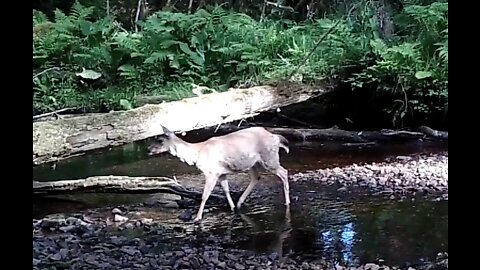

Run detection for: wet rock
[[202, 252, 211, 263], [364, 263, 380, 270], [112, 208, 122, 214], [122, 223, 135, 230], [58, 225, 76, 232], [114, 214, 129, 222], [226, 253, 238, 261], [141, 218, 153, 225], [179, 210, 193, 221], [211, 257, 221, 265], [235, 263, 246, 270], [49, 252, 62, 261], [120, 246, 139, 256]]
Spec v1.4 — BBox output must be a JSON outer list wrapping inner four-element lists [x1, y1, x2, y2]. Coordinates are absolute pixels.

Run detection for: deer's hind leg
[[219, 175, 235, 211], [262, 151, 290, 206], [274, 166, 290, 206], [236, 166, 260, 209]]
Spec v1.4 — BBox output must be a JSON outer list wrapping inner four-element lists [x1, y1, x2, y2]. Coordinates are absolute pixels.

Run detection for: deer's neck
[[169, 141, 200, 166]]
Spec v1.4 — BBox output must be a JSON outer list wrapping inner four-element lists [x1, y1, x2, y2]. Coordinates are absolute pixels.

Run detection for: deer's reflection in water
[[236, 205, 293, 263]]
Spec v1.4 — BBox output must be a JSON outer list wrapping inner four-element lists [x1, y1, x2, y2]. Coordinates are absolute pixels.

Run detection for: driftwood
[[33, 175, 224, 202], [208, 125, 448, 143], [33, 84, 326, 166], [418, 125, 448, 139], [269, 126, 448, 142]]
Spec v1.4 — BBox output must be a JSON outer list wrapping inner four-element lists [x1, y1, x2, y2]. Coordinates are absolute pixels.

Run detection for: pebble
[[112, 208, 122, 214], [114, 214, 129, 222]]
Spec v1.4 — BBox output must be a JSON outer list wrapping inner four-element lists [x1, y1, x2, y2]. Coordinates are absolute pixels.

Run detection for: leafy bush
[[344, 1, 448, 127], [33, 1, 448, 128]]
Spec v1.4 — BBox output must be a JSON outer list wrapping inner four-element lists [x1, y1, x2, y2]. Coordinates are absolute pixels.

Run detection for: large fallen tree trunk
[[33, 175, 224, 202], [33, 84, 326, 165]]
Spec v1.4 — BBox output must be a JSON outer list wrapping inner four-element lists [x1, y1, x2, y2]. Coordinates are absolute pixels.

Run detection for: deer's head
[[147, 125, 176, 156]]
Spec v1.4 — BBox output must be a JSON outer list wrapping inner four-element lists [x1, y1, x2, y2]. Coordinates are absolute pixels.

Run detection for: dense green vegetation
[[33, 0, 447, 128]]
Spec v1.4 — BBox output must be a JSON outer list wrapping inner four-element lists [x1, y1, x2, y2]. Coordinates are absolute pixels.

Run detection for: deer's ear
[[160, 125, 174, 138]]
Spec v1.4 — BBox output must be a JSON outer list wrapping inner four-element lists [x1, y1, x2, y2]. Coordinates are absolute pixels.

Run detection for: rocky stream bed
[[33, 152, 448, 270]]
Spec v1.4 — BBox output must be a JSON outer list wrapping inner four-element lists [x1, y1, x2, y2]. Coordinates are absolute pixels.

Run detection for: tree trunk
[[33, 84, 326, 166]]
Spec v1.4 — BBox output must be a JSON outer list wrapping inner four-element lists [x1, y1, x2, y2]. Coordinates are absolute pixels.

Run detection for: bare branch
[[33, 67, 60, 79], [33, 107, 76, 121]]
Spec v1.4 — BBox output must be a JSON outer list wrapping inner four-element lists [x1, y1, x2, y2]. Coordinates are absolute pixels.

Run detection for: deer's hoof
[[193, 217, 202, 224]]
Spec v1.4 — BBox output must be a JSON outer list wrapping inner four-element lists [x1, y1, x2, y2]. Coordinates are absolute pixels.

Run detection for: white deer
[[148, 125, 291, 222]]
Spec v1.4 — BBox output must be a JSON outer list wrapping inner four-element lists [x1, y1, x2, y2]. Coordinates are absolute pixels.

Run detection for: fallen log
[[33, 84, 326, 165], [418, 125, 448, 139], [208, 125, 448, 142], [33, 175, 225, 202], [269, 126, 448, 142]]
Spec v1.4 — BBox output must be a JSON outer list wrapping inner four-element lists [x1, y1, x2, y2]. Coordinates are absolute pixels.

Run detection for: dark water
[[33, 138, 447, 181], [33, 139, 448, 268], [218, 194, 448, 268]]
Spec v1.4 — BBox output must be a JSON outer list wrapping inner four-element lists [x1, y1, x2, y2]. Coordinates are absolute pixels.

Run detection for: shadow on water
[[33, 138, 448, 268]]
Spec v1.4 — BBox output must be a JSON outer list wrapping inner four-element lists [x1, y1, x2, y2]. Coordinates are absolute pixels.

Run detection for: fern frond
[[70, 1, 95, 21]]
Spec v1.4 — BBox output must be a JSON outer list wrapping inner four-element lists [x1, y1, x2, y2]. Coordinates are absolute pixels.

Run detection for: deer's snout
[[147, 144, 162, 156]]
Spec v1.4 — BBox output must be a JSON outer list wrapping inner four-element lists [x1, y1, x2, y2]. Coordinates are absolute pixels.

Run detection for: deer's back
[[196, 127, 279, 173]]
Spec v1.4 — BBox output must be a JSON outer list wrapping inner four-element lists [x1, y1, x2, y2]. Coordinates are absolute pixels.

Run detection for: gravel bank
[[33, 214, 448, 270], [291, 153, 448, 197]]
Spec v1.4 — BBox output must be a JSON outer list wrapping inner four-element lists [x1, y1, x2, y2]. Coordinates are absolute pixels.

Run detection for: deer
[[147, 125, 291, 222]]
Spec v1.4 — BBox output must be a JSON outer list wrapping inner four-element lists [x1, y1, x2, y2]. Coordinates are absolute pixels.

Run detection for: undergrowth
[[33, 1, 448, 128]]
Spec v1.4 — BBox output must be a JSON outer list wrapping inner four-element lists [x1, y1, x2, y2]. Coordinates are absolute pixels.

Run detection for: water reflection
[[340, 223, 356, 264], [222, 198, 447, 268], [318, 222, 358, 266]]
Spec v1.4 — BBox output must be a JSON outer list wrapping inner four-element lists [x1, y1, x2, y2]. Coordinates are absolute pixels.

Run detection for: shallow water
[[33, 138, 447, 181], [33, 139, 448, 268]]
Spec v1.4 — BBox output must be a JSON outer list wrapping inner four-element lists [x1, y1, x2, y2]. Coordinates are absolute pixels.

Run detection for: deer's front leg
[[194, 174, 218, 222]]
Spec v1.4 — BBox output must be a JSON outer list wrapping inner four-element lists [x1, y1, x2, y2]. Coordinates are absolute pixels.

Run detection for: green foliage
[[344, 1, 448, 127], [33, 1, 448, 128]]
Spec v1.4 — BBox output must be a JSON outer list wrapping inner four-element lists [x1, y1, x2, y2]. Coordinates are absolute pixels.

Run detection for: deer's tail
[[276, 134, 290, 154]]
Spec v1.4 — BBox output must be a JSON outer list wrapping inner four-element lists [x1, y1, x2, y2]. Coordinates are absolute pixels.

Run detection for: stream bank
[[33, 141, 448, 270]]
